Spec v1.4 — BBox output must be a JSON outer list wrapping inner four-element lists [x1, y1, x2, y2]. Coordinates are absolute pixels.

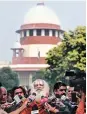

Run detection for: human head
[[31, 79, 49, 102], [53, 81, 67, 98], [67, 86, 74, 100], [0, 86, 7, 104], [11, 86, 26, 99], [33, 79, 44, 91]]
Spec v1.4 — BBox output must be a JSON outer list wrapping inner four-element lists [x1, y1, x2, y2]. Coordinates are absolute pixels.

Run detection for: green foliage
[[0, 67, 19, 91], [44, 26, 86, 87]]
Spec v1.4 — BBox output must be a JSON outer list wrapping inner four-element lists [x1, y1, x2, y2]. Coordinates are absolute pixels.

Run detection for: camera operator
[[65, 68, 86, 114]]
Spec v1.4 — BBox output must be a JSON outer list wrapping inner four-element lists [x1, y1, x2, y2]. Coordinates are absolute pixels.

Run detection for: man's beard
[[55, 93, 66, 98], [55, 94, 61, 98], [34, 90, 48, 102]]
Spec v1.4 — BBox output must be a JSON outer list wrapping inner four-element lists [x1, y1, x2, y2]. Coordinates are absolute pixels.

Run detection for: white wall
[[22, 44, 56, 57]]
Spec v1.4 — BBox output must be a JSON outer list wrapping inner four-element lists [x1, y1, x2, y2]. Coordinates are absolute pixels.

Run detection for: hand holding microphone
[[1, 102, 12, 109], [0, 95, 23, 110], [40, 95, 56, 104], [40, 96, 48, 104], [44, 102, 59, 113], [28, 93, 36, 102], [27, 93, 36, 107], [40, 96, 59, 113]]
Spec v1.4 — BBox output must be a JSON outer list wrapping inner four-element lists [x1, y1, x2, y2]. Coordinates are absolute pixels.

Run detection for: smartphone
[[71, 93, 77, 102]]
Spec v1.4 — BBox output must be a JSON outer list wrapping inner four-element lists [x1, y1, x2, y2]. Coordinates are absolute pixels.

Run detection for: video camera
[[65, 68, 86, 93]]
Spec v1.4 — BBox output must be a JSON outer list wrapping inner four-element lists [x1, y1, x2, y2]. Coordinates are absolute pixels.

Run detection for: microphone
[[28, 93, 36, 103], [48, 95, 56, 102], [31, 104, 39, 114], [40, 95, 56, 106], [11, 95, 26, 107], [40, 96, 51, 113], [6, 95, 23, 107], [27, 93, 36, 107], [6, 95, 22, 108], [61, 95, 67, 101], [61, 95, 77, 109], [9, 101, 16, 105], [40, 97, 48, 105], [14, 95, 22, 105]]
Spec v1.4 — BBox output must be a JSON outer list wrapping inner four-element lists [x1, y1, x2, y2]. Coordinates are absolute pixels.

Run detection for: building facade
[[0, 2, 64, 87]]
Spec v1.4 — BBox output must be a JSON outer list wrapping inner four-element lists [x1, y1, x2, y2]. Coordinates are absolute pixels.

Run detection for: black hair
[[53, 81, 66, 92], [11, 86, 26, 99]]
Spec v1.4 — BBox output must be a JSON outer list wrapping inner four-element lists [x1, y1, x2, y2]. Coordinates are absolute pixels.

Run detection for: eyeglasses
[[59, 89, 66, 92]]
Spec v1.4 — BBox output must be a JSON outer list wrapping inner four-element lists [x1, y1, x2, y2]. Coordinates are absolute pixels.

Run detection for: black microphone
[[61, 95, 77, 110], [40, 96, 52, 113], [31, 104, 39, 114], [41, 95, 56, 103], [48, 95, 56, 103]]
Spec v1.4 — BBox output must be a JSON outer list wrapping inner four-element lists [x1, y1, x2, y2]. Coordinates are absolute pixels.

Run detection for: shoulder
[[0, 108, 8, 114]]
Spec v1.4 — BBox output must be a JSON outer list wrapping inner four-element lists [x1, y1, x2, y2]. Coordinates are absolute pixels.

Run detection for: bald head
[[0, 87, 7, 104], [0, 87, 7, 91]]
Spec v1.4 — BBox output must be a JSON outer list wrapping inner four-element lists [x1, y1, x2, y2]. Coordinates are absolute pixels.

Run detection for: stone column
[[29, 73, 33, 88], [26, 30, 29, 36], [49, 30, 52, 36], [55, 30, 58, 37], [41, 29, 45, 36], [33, 30, 37, 36]]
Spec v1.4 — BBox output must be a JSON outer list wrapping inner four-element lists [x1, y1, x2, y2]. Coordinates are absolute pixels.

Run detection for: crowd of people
[[0, 79, 86, 114]]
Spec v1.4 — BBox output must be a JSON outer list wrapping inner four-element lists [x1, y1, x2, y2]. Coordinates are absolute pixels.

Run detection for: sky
[[0, 0, 86, 62]]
